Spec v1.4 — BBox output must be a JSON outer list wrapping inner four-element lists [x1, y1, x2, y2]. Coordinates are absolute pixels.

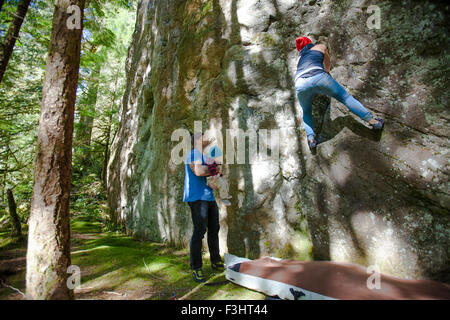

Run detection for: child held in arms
[[204, 143, 232, 206]]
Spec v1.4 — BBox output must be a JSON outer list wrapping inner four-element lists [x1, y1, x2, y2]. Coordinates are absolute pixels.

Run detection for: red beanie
[[296, 36, 312, 51]]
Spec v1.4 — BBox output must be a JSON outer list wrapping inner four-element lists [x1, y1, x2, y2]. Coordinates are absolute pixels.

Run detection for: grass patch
[[0, 218, 264, 300], [71, 219, 104, 234], [0, 231, 26, 251]]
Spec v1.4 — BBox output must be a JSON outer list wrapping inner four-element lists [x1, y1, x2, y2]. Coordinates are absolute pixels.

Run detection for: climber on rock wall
[[183, 132, 225, 283], [294, 36, 385, 150]]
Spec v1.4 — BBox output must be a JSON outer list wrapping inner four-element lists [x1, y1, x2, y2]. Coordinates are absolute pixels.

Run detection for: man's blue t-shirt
[[183, 149, 215, 202]]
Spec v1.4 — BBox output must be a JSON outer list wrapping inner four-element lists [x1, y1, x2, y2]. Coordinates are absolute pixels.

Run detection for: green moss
[[254, 33, 276, 47], [294, 197, 304, 217], [181, 0, 213, 29], [200, 0, 212, 18]]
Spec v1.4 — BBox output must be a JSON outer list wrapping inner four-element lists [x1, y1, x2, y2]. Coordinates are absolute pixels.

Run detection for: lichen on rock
[[107, 0, 449, 281]]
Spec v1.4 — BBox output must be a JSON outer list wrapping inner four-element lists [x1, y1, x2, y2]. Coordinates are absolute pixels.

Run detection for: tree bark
[[7, 189, 22, 238], [26, 0, 85, 300], [0, 0, 32, 84]]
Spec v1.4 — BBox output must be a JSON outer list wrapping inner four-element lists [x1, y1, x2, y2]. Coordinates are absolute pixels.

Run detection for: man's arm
[[189, 162, 211, 177], [311, 44, 331, 73], [323, 49, 331, 73]]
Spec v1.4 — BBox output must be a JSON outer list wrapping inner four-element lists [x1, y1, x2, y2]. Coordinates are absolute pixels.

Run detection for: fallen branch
[[0, 278, 25, 298], [104, 291, 124, 296], [179, 271, 226, 300], [143, 258, 166, 281]]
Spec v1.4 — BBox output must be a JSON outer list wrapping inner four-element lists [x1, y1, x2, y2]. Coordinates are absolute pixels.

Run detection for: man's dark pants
[[188, 200, 221, 270]]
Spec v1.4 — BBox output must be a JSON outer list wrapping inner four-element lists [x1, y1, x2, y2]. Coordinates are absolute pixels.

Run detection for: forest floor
[[0, 218, 264, 300]]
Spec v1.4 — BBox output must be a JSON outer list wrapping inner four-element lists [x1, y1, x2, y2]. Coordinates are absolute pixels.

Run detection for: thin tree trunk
[[26, 0, 85, 300], [7, 189, 22, 238], [1, 134, 9, 203], [0, 0, 32, 84], [101, 74, 119, 186], [101, 112, 112, 186], [77, 61, 100, 148], [76, 62, 100, 169]]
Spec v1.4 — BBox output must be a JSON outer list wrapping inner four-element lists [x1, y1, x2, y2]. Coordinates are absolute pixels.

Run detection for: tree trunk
[[101, 74, 119, 187], [0, 0, 32, 84], [1, 134, 10, 203], [26, 0, 85, 300], [7, 189, 22, 238], [101, 113, 112, 187]]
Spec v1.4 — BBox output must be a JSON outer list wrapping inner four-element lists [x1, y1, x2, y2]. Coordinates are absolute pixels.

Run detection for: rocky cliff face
[[107, 0, 449, 281]]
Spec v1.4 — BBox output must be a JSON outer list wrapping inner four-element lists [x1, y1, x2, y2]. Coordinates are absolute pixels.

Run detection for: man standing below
[[184, 132, 225, 283]]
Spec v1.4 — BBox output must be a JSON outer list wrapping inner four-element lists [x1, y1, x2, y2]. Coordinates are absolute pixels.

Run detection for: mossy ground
[[0, 218, 264, 300]]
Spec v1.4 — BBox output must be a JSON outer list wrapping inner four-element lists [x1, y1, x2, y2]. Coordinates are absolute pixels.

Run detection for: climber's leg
[[295, 87, 315, 138], [314, 73, 373, 122]]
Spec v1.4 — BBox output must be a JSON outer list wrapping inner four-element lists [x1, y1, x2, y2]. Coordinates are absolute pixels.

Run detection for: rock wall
[[107, 0, 450, 281]]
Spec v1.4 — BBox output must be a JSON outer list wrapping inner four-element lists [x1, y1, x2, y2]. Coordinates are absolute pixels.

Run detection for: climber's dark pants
[[188, 200, 221, 270]]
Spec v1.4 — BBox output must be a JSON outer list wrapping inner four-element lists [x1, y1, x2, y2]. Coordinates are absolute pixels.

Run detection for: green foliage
[[0, 0, 52, 222], [70, 173, 109, 227], [72, 1, 136, 184], [0, 0, 137, 234], [70, 1, 136, 229]]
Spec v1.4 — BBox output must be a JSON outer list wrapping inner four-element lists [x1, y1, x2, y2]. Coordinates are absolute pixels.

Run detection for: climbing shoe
[[211, 262, 225, 271], [369, 117, 384, 130], [192, 269, 206, 283], [307, 135, 317, 150], [221, 199, 231, 206]]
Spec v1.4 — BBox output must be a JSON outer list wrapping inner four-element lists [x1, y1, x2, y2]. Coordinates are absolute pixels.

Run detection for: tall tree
[[26, 0, 85, 300], [74, 58, 101, 171], [7, 189, 22, 238], [0, 1, 53, 210], [0, 0, 32, 84], [101, 73, 120, 186]]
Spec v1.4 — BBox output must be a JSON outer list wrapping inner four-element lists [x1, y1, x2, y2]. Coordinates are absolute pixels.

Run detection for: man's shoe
[[368, 117, 384, 130], [221, 199, 231, 206], [211, 262, 225, 271], [307, 135, 317, 150], [192, 269, 206, 283]]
